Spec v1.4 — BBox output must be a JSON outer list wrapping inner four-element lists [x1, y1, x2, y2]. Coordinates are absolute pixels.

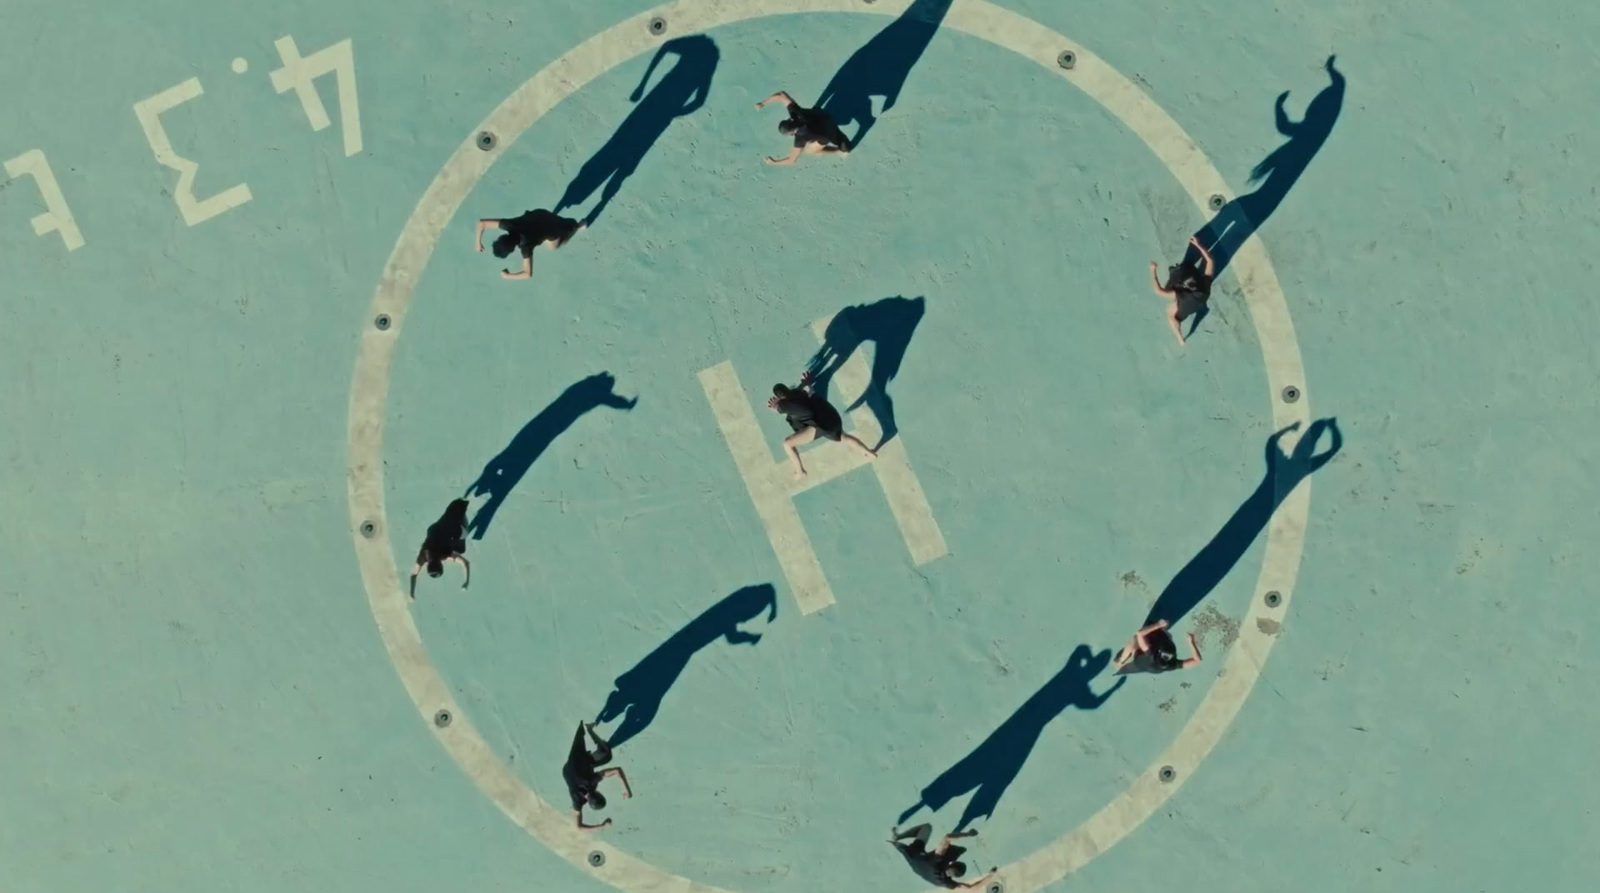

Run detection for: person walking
[[409, 498, 471, 599], [768, 370, 876, 479], [475, 209, 585, 280], [1148, 235, 1216, 345], [563, 722, 632, 832], [754, 90, 852, 165]]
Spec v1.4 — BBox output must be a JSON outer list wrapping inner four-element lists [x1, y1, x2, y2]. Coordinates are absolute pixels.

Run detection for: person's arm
[[1180, 632, 1203, 668], [1149, 261, 1176, 297], [475, 219, 499, 252], [455, 555, 470, 590], [798, 371, 815, 395], [934, 830, 978, 854], [1189, 235, 1216, 277], [1133, 618, 1168, 650], [765, 146, 803, 166], [409, 565, 420, 599], [755, 91, 793, 109], [574, 809, 612, 831], [603, 767, 633, 798], [956, 868, 999, 890], [501, 254, 533, 280]]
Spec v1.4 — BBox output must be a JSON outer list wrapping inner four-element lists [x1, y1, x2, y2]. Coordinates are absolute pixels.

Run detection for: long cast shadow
[[898, 644, 1125, 831], [806, 295, 925, 449], [464, 372, 637, 540], [596, 584, 778, 748], [1187, 55, 1345, 281], [554, 34, 719, 226], [816, 0, 952, 149], [1142, 418, 1343, 628]]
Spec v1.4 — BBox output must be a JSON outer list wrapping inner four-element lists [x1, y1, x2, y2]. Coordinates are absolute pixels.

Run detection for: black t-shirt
[[503, 210, 580, 258], [786, 102, 846, 149], [417, 499, 469, 564], [562, 730, 600, 811], [1167, 262, 1213, 320], [1119, 628, 1181, 675], [777, 391, 844, 438], [896, 842, 962, 888]]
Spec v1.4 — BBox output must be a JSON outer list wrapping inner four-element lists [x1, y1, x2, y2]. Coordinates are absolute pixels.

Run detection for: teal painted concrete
[[2, 2, 1596, 892]]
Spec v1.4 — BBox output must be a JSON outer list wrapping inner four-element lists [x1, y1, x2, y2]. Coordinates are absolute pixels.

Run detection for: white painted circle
[[345, 1, 1317, 891], [231, 56, 248, 74]]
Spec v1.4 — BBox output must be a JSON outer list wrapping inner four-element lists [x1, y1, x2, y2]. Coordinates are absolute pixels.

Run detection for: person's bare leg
[[783, 428, 818, 478], [1167, 307, 1186, 346], [841, 432, 876, 459]]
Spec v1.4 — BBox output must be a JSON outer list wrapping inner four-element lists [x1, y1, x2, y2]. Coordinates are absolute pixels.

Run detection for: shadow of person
[[464, 373, 637, 540], [816, 0, 953, 149], [1188, 55, 1345, 277], [897, 644, 1125, 831], [806, 296, 925, 449], [596, 584, 778, 748], [1142, 418, 1343, 628], [554, 34, 719, 226]]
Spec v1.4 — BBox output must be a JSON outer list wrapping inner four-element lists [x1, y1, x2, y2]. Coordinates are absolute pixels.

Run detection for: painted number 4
[[134, 35, 362, 228], [270, 36, 363, 157]]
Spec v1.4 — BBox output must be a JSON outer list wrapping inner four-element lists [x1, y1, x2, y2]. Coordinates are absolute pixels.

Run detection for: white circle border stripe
[[345, 1, 1313, 891]]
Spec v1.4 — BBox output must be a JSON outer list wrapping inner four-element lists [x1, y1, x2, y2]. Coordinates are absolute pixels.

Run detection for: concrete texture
[[1, 1, 1596, 892]]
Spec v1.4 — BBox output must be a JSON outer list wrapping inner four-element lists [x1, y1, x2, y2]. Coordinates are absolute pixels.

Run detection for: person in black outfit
[[563, 722, 631, 832], [1148, 235, 1216, 345], [768, 370, 876, 479], [475, 209, 585, 280], [1113, 618, 1203, 675], [409, 498, 471, 599], [754, 90, 851, 166], [889, 825, 996, 890]]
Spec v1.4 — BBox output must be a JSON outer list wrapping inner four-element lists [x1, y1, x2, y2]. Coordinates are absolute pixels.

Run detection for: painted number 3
[[132, 35, 362, 228]]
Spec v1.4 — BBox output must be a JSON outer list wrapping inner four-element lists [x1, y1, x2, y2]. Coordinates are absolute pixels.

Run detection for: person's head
[[772, 383, 792, 399], [426, 557, 444, 578], [586, 790, 607, 811], [491, 232, 519, 258], [778, 119, 799, 136], [947, 862, 967, 879]]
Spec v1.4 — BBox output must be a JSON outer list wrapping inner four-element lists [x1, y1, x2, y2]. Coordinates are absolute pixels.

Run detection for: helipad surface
[[2, 2, 1595, 892]]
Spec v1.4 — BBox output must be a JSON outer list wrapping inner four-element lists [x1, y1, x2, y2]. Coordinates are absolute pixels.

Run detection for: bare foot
[[792, 465, 807, 480]]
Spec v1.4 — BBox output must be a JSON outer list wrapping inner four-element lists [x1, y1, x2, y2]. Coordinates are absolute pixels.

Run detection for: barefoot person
[[1113, 619, 1202, 675], [767, 370, 876, 479], [754, 90, 851, 165], [409, 498, 471, 599], [889, 825, 997, 890], [475, 209, 585, 280], [1148, 235, 1216, 345], [564, 722, 631, 832]]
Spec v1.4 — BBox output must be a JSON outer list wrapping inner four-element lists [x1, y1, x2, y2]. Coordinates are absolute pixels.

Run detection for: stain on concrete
[[1192, 604, 1240, 651]]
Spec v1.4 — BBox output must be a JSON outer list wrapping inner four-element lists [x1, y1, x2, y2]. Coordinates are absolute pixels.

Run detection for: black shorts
[[1175, 292, 1208, 322], [787, 416, 843, 441]]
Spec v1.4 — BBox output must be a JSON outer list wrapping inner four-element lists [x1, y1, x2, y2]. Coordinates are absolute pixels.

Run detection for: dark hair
[[948, 862, 967, 878], [427, 557, 444, 578], [492, 232, 519, 259], [778, 119, 798, 136], [587, 790, 607, 810], [773, 383, 792, 398]]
